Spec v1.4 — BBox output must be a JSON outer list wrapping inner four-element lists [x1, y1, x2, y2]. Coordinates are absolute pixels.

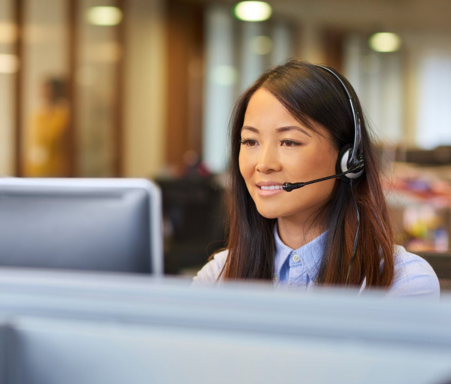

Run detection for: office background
[[0, 0, 450, 275]]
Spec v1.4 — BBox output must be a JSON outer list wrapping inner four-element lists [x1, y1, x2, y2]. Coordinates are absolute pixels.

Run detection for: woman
[[193, 60, 439, 298], [24, 77, 69, 177]]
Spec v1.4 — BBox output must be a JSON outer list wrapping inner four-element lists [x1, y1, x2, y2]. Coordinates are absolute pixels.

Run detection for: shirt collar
[[274, 223, 328, 282]]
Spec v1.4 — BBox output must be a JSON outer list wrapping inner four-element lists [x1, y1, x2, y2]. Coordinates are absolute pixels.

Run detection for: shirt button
[[273, 276, 278, 283], [293, 253, 300, 262]]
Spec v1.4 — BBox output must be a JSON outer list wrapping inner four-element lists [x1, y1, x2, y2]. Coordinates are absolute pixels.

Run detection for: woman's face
[[239, 88, 339, 224]]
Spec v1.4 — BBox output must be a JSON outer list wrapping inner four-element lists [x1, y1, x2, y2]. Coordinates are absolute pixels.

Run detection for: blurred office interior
[[1, 0, 451, 276]]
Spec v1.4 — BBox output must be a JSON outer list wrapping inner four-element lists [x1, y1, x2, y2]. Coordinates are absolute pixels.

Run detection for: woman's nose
[[256, 146, 282, 173]]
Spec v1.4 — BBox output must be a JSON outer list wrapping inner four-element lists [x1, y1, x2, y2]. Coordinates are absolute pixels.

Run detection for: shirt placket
[[288, 250, 308, 286], [273, 249, 292, 286]]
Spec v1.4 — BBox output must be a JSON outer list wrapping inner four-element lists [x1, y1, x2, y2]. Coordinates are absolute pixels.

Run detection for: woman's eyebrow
[[276, 126, 312, 137], [241, 126, 259, 133], [241, 125, 312, 138]]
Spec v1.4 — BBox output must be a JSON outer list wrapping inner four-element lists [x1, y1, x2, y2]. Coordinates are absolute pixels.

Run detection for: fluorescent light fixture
[[250, 35, 273, 55], [368, 32, 402, 53], [233, 1, 272, 22], [86, 6, 122, 26], [0, 54, 19, 74], [210, 65, 238, 86]]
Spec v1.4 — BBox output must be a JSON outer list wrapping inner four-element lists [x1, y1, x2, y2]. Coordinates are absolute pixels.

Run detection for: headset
[[282, 65, 365, 192], [281, 65, 365, 285]]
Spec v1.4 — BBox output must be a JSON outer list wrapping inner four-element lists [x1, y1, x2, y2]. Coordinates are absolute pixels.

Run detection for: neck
[[277, 215, 325, 250]]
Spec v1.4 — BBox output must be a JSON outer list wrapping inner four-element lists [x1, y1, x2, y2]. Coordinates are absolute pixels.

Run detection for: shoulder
[[386, 246, 440, 299], [191, 249, 228, 287]]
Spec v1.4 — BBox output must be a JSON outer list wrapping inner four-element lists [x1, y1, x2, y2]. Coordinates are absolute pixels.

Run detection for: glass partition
[[21, 0, 69, 177], [0, 0, 16, 176], [76, 0, 122, 176]]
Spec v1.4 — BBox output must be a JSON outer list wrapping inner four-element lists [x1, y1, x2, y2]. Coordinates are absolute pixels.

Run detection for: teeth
[[261, 185, 282, 190]]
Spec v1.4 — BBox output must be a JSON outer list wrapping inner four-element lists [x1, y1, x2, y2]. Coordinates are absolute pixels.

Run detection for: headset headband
[[315, 65, 363, 168]]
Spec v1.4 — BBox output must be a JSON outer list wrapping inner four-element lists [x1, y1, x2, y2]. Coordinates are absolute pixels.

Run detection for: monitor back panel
[[5, 315, 450, 384], [0, 180, 154, 274], [0, 271, 449, 384]]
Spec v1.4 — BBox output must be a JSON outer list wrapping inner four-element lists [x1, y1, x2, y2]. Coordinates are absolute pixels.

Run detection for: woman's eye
[[240, 139, 258, 147], [280, 139, 301, 147]]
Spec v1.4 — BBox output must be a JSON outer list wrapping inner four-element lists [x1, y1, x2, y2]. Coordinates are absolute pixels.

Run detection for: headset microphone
[[282, 162, 364, 192]]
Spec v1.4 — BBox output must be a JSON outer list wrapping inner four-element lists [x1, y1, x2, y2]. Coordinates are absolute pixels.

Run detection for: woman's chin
[[256, 207, 280, 220]]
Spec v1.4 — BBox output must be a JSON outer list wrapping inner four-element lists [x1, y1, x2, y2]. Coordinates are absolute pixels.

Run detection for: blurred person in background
[[193, 60, 439, 299], [23, 77, 69, 177]]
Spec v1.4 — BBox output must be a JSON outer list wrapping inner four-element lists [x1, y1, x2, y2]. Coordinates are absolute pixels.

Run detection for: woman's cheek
[[239, 152, 253, 178]]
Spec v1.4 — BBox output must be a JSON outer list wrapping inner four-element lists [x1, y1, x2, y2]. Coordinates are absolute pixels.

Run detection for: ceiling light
[[86, 6, 122, 26], [233, 1, 272, 22], [250, 35, 273, 55], [368, 32, 402, 53], [210, 65, 238, 86], [0, 54, 19, 74]]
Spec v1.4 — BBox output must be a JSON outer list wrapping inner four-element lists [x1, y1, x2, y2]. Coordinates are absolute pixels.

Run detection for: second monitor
[[0, 178, 163, 275]]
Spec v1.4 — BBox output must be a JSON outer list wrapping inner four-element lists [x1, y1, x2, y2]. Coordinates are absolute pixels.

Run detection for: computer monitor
[[0, 178, 163, 275], [0, 269, 450, 384]]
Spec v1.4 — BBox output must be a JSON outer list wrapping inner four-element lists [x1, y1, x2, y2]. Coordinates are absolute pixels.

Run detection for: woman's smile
[[256, 181, 284, 196]]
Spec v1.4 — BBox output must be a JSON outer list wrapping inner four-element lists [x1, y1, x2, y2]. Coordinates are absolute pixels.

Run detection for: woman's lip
[[256, 185, 284, 196], [256, 182, 283, 187]]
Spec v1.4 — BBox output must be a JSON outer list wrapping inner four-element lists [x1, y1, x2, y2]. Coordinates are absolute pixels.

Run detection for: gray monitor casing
[[0, 270, 450, 384], [0, 178, 163, 275]]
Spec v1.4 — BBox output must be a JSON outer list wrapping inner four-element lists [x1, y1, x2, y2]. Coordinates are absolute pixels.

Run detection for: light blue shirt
[[193, 226, 440, 299]]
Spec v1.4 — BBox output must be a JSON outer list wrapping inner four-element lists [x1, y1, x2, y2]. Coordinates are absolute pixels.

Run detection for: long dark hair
[[220, 60, 394, 288]]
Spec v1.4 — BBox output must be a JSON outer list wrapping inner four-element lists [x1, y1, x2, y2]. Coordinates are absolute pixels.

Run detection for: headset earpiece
[[336, 144, 364, 182]]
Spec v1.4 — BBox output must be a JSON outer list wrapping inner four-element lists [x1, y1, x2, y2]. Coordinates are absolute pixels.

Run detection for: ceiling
[[189, 0, 451, 34]]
